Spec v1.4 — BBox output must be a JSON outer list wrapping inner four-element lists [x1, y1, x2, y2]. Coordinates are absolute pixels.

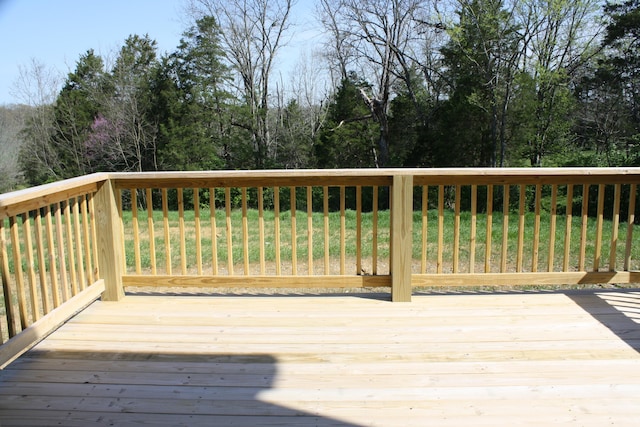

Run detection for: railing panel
[[413, 176, 640, 287], [116, 180, 392, 289], [0, 179, 102, 345]]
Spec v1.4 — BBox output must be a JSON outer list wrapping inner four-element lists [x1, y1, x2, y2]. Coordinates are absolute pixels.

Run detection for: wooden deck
[[1, 289, 640, 426]]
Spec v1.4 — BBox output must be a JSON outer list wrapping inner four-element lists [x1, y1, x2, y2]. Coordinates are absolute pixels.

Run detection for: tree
[[85, 35, 160, 172], [0, 106, 26, 191], [578, 0, 640, 165], [516, 0, 602, 166], [187, 0, 295, 168], [152, 17, 234, 170], [439, 0, 522, 167], [387, 67, 432, 166], [13, 60, 64, 185], [318, 0, 431, 166], [49, 50, 108, 178], [315, 75, 380, 168]]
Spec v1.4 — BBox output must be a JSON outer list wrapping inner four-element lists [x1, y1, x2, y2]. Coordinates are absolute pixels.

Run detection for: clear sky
[[0, 0, 320, 106], [0, 0, 188, 105]]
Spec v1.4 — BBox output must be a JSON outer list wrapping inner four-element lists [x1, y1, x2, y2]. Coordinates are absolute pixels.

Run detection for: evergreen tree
[[45, 50, 107, 179], [387, 70, 432, 167], [438, 0, 521, 167], [152, 16, 236, 170], [584, 0, 640, 165], [315, 75, 380, 168]]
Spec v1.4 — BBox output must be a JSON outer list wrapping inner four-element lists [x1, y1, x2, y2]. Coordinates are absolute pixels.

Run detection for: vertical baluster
[[54, 203, 69, 301], [274, 187, 281, 276], [579, 184, 589, 271], [89, 195, 100, 281], [470, 185, 477, 274], [291, 187, 297, 275], [548, 185, 557, 272], [162, 188, 172, 275], [194, 188, 203, 275], [64, 200, 78, 295], [563, 184, 574, 272], [485, 185, 493, 273], [323, 186, 330, 275], [80, 196, 94, 286], [44, 205, 60, 308], [131, 189, 141, 275], [340, 186, 346, 275], [72, 197, 86, 290], [116, 190, 125, 271], [624, 184, 637, 271], [372, 186, 378, 275], [225, 187, 234, 275], [145, 188, 156, 275], [242, 187, 249, 275], [609, 184, 621, 272], [453, 185, 461, 273], [594, 184, 605, 271], [210, 187, 218, 275], [516, 185, 526, 273], [177, 188, 186, 275], [437, 185, 444, 274], [34, 208, 50, 315], [308, 186, 314, 276], [22, 213, 39, 322], [258, 187, 265, 275], [501, 185, 510, 273], [1, 218, 19, 337], [421, 185, 428, 274], [532, 185, 541, 272], [10, 216, 27, 329]]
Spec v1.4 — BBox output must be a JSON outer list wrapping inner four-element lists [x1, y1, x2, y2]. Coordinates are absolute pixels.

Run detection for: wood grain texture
[[1, 289, 639, 425], [94, 180, 124, 302], [391, 175, 412, 302]]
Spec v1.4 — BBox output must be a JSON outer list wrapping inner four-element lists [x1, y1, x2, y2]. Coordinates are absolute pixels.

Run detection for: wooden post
[[94, 179, 125, 301], [391, 174, 413, 302]]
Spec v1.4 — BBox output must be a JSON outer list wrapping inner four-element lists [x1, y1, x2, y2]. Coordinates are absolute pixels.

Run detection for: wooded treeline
[[2, 0, 640, 192]]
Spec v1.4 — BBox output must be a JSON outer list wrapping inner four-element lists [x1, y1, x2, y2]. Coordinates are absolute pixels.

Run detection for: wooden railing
[[111, 170, 394, 291], [0, 174, 108, 366], [411, 169, 639, 287], [1, 168, 639, 366]]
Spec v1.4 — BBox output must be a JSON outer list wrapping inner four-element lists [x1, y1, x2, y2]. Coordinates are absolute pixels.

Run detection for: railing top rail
[[410, 167, 640, 185], [2, 168, 639, 218], [108, 167, 640, 188], [109, 169, 395, 188], [0, 173, 109, 220]]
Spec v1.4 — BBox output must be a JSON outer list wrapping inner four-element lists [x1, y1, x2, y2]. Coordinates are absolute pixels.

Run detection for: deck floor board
[[1, 290, 640, 426]]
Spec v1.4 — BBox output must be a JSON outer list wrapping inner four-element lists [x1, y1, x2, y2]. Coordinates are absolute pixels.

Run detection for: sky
[[0, 0, 320, 106]]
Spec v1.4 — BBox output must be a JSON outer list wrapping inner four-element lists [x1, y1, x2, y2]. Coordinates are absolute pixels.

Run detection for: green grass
[[121, 209, 391, 274], [120, 208, 640, 274]]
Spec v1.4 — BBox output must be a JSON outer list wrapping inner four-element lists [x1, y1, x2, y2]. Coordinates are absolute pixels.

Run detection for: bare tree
[[270, 51, 330, 168], [187, 0, 296, 168], [318, 0, 431, 166], [516, 0, 602, 166], [11, 59, 62, 184], [0, 106, 26, 191]]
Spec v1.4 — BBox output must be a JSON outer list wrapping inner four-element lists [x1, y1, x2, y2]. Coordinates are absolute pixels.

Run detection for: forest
[[1, 0, 640, 193]]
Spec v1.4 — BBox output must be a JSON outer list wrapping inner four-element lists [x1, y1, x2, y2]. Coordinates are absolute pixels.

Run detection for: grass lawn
[[120, 207, 640, 275]]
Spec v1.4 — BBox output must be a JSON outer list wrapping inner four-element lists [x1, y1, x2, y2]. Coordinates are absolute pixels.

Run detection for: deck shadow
[[0, 351, 363, 426], [566, 288, 640, 354], [125, 288, 393, 301]]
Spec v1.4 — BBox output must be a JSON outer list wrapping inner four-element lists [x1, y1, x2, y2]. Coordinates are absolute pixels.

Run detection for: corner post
[[391, 174, 413, 302], [94, 178, 125, 301]]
